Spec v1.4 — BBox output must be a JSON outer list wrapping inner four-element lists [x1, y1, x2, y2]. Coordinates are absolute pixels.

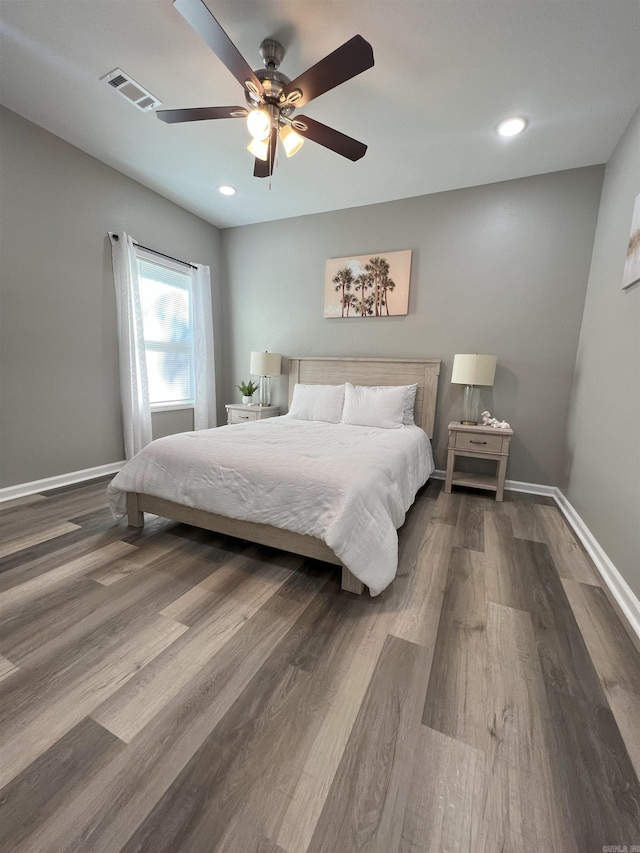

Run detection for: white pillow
[[402, 384, 418, 425], [288, 383, 345, 423], [341, 383, 406, 429], [341, 383, 417, 424]]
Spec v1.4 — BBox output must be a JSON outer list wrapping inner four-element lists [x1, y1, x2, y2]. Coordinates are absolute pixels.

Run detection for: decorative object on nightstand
[[451, 354, 497, 425], [225, 403, 280, 425], [250, 351, 282, 406], [235, 380, 259, 405], [444, 421, 513, 501], [481, 410, 510, 429]]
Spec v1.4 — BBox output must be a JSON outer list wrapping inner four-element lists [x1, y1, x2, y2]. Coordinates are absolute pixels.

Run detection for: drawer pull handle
[[239, 415, 249, 419], [470, 440, 487, 444]]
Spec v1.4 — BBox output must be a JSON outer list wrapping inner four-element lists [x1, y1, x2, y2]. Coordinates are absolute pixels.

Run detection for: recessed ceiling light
[[497, 117, 527, 137], [218, 185, 236, 196]]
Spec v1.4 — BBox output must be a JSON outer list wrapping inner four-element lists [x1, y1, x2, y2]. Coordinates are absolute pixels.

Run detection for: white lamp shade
[[247, 109, 270, 141], [280, 125, 304, 157], [451, 354, 497, 386], [250, 351, 282, 376], [247, 137, 269, 161]]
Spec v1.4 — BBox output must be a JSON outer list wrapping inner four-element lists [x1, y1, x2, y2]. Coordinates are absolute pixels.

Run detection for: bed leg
[[126, 493, 144, 528], [341, 566, 364, 595]]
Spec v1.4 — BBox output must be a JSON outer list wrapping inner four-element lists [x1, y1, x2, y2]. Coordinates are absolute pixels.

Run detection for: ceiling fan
[[157, 0, 374, 178]]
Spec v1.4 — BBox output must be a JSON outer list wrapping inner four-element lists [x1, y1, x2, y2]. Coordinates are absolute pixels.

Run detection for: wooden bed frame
[[126, 357, 441, 594]]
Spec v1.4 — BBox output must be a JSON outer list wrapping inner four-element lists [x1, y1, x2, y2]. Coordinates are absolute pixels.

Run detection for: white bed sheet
[[107, 416, 434, 595]]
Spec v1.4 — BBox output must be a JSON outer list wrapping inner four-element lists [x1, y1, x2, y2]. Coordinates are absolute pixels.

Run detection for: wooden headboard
[[288, 357, 441, 438]]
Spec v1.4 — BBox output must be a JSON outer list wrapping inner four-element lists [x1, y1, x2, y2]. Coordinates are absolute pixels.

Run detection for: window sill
[[150, 402, 195, 413]]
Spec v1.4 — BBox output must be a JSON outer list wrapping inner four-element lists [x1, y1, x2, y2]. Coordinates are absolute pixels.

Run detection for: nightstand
[[225, 404, 280, 425], [444, 421, 513, 501]]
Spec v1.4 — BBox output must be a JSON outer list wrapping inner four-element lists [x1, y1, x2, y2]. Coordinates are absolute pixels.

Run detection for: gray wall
[[565, 108, 640, 599], [220, 167, 603, 484], [0, 107, 221, 488]]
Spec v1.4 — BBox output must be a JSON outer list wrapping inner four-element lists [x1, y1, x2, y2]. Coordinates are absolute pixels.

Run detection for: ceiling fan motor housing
[[244, 40, 295, 118]]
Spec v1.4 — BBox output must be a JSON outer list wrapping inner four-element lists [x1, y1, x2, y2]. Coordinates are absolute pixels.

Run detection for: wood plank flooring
[[0, 477, 639, 853]]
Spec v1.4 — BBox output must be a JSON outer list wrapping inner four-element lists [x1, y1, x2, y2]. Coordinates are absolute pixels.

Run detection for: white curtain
[[109, 232, 152, 459], [192, 263, 217, 430]]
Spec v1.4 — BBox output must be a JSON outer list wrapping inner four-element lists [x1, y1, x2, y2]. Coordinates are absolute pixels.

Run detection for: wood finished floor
[[0, 477, 639, 853]]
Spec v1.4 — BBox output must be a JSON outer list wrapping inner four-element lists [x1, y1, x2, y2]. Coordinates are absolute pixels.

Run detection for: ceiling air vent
[[100, 68, 162, 112]]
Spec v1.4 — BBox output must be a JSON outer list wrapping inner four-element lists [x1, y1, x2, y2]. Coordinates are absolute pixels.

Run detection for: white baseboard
[[429, 469, 640, 640], [0, 461, 125, 503], [430, 469, 556, 497], [553, 489, 640, 641]]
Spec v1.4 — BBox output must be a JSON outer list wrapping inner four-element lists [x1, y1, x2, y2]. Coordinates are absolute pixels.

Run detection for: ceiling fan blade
[[253, 126, 278, 178], [279, 35, 374, 109], [253, 157, 269, 179], [173, 0, 264, 99], [292, 115, 367, 161], [157, 106, 248, 123]]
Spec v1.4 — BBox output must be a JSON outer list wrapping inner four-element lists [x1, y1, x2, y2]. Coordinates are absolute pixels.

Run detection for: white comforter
[[107, 416, 434, 595]]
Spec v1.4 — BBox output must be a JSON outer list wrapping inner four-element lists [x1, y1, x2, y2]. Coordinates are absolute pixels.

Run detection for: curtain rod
[[112, 234, 197, 270]]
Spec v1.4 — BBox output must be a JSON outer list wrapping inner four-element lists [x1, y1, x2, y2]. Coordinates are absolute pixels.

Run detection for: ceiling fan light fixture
[[247, 108, 271, 140], [163, 0, 374, 177], [247, 137, 269, 161], [280, 125, 304, 157]]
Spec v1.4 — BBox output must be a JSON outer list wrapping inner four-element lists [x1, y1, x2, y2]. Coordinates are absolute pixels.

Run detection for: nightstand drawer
[[225, 404, 280, 425], [229, 409, 260, 424], [454, 431, 504, 453]]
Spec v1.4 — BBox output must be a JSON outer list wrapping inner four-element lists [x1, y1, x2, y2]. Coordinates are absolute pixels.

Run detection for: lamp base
[[461, 385, 481, 425], [258, 375, 271, 407]]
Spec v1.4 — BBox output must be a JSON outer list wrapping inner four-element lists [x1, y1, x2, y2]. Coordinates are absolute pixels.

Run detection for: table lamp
[[250, 351, 282, 406], [451, 354, 497, 425]]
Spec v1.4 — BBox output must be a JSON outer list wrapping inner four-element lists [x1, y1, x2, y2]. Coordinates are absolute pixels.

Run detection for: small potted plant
[[236, 380, 259, 405]]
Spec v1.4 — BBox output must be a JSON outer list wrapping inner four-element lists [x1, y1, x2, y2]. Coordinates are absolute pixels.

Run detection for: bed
[[108, 357, 441, 595]]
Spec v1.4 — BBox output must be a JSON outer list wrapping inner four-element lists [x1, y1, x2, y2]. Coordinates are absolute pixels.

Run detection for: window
[[136, 251, 195, 411]]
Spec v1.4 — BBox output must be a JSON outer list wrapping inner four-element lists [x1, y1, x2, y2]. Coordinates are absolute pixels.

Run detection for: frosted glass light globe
[[247, 109, 271, 141]]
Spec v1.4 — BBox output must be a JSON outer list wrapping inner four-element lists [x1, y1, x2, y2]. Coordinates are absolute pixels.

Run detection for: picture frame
[[324, 249, 412, 318], [622, 192, 640, 290]]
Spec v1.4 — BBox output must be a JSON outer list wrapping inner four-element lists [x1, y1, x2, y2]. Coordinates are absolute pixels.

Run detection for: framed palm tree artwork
[[324, 250, 412, 318], [622, 193, 640, 289]]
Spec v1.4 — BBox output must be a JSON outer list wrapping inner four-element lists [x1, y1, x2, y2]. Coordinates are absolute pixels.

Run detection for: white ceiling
[[2, 1, 639, 229]]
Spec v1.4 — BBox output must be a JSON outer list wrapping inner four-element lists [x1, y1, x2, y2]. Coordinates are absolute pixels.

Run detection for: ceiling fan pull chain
[[269, 129, 280, 190]]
